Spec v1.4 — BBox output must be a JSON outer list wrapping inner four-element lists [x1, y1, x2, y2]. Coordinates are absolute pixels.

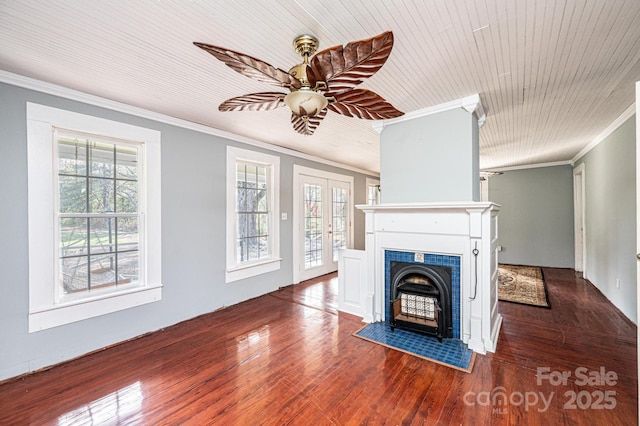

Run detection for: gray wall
[[380, 108, 480, 203], [0, 82, 371, 380], [574, 116, 636, 322], [488, 165, 575, 268]]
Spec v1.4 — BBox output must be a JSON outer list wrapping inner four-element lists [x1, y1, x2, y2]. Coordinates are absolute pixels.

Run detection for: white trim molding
[[292, 165, 355, 284], [572, 103, 636, 163], [0, 70, 377, 177], [483, 160, 573, 173], [372, 94, 486, 134], [225, 146, 281, 283], [27, 103, 162, 332], [573, 163, 587, 276]]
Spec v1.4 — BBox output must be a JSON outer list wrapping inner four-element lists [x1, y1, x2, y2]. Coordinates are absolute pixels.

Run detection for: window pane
[[59, 176, 87, 213], [238, 238, 247, 262], [243, 188, 267, 213], [256, 190, 268, 212], [237, 188, 247, 213], [238, 214, 248, 239], [117, 217, 139, 252], [117, 251, 139, 285], [257, 213, 269, 237], [247, 236, 259, 260], [116, 180, 138, 213], [116, 145, 138, 180], [246, 214, 258, 238], [89, 217, 115, 254], [89, 141, 114, 178], [236, 164, 246, 188], [256, 166, 267, 189], [61, 256, 88, 294], [60, 217, 87, 258], [89, 177, 115, 213], [89, 254, 116, 290], [58, 138, 87, 176], [245, 164, 257, 188], [258, 236, 269, 259], [332, 188, 348, 262]]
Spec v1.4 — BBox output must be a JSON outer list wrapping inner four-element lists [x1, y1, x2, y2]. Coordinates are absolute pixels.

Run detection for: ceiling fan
[[194, 31, 404, 136]]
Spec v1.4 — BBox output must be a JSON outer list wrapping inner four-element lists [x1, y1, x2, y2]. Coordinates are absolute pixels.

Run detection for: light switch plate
[[281, 213, 287, 220]]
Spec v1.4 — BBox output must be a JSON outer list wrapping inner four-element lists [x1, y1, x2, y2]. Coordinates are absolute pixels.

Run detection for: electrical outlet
[[616, 278, 620, 289], [497, 245, 503, 252], [414, 252, 424, 262]]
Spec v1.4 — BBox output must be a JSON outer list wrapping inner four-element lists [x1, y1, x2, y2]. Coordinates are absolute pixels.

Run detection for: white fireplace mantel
[[339, 201, 502, 354]]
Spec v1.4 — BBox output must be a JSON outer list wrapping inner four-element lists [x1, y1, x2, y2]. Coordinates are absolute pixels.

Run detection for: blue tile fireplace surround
[[385, 250, 461, 338], [353, 249, 473, 371]]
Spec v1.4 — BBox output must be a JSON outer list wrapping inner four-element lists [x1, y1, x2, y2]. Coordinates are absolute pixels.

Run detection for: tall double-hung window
[[57, 132, 142, 299], [226, 146, 280, 282], [27, 103, 162, 332]]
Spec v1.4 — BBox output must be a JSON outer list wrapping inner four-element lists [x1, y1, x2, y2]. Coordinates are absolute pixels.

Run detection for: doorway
[[293, 166, 353, 283]]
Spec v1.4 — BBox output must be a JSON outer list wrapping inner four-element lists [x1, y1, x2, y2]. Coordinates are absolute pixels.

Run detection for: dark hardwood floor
[[0, 268, 637, 425]]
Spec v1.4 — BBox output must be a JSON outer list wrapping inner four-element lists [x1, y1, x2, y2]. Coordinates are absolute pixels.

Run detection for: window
[[57, 131, 142, 300], [236, 161, 270, 263], [366, 178, 380, 205], [27, 103, 162, 332], [226, 147, 280, 282]]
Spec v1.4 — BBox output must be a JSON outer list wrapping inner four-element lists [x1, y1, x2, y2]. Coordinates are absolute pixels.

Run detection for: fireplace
[[389, 261, 453, 341], [340, 202, 502, 354]]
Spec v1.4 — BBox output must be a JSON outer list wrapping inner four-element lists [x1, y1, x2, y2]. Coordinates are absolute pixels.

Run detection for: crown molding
[[483, 160, 574, 173], [0, 70, 378, 177], [372, 94, 486, 134], [571, 103, 635, 163]]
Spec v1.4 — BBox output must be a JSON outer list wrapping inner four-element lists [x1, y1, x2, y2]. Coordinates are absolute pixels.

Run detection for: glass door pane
[[332, 186, 348, 262], [304, 183, 323, 269]]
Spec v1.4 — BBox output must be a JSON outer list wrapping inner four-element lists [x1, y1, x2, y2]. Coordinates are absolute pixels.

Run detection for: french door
[[296, 171, 352, 282]]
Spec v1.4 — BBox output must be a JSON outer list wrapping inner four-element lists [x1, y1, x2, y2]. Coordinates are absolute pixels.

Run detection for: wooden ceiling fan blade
[[291, 109, 327, 135], [219, 92, 286, 112], [328, 88, 404, 120], [194, 42, 301, 89], [309, 31, 394, 94]]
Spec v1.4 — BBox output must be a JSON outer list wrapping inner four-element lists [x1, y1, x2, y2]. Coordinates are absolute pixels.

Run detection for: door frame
[[573, 163, 586, 276], [635, 81, 639, 412], [292, 165, 354, 284]]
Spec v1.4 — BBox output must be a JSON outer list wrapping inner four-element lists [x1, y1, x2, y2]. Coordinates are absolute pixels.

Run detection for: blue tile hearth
[[354, 322, 475, 372]]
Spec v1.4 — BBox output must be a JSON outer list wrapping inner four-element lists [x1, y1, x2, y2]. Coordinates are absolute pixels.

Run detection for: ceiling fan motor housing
[[292, 34, 319, 58]]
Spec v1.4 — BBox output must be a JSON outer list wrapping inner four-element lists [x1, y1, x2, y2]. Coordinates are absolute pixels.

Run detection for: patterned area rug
[[498, 264, 550, 308]]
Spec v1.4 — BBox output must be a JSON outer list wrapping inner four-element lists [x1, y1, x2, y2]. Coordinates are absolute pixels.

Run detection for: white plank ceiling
[[1, 0, 639, 174]]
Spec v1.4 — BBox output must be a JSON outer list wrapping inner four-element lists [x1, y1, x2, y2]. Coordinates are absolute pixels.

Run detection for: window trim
[[226, 146, 280, 283], [27, 103, 162, 332], [366, 177, 380, 205]]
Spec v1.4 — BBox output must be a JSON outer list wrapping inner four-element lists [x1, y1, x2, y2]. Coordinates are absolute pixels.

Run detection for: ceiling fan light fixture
[[284, 89, 328, 118]]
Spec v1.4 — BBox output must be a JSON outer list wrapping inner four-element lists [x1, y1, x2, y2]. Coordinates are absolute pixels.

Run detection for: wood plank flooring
[[0, 268, 636, 425]]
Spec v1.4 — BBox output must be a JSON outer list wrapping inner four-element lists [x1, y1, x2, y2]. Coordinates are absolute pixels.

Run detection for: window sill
[[226, 258, 282, 283], [29, 284, 163, 333]]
